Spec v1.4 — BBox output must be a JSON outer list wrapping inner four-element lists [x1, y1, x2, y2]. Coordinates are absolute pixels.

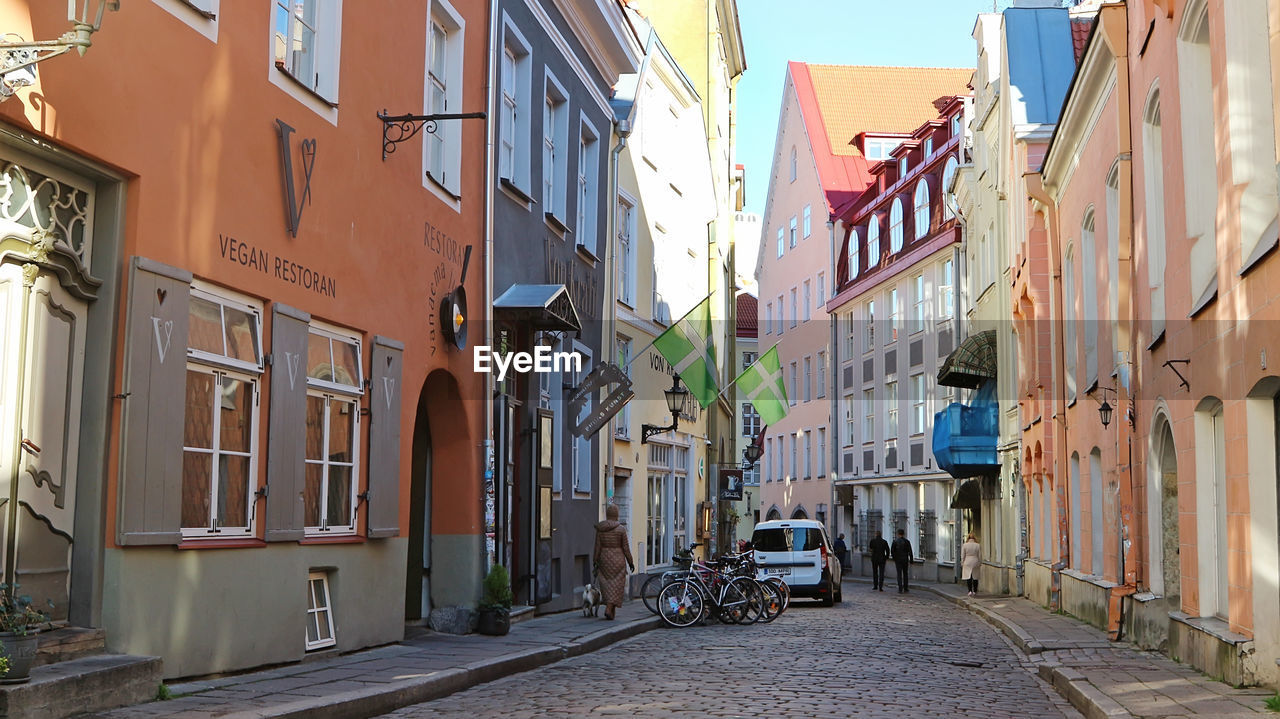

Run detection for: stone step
[[0, 653, 161, 719], [36, 626, 106, 667], [510, 605, 535, 625]]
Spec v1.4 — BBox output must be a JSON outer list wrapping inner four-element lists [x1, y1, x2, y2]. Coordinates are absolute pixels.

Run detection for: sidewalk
[[906, 578, 1275, 718], [85, 601, 659, 719]]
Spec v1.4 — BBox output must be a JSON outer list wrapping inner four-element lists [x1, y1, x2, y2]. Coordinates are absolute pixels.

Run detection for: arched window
[[913, 180, 930, 239], [1143, 89, 1167, 338], [848, 227, 860, 280], [1063, 243, 1077, 400], [941, 155, 959, 219], [867, 215, 881, 267], [1081, 208, 1099, 384], [889, 197, 904, 252]]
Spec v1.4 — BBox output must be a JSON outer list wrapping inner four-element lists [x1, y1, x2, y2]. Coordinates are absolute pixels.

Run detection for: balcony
[[932, 399, 998, 478]]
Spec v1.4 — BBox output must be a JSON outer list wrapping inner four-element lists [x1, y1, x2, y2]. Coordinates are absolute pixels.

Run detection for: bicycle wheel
[[657, 580, 705, 628], [715, 578, 751, 624], [765, 576, 791, 614], [729, 577, 765, 625], [640, 574, 664, 616], [756, 579, 784, 623]]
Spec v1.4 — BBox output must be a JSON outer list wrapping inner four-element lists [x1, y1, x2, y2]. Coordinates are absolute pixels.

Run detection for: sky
[[735, 0, 1012, 216]]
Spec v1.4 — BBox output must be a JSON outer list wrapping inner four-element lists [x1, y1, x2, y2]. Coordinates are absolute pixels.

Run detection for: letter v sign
[[276, 119, 317, 238]]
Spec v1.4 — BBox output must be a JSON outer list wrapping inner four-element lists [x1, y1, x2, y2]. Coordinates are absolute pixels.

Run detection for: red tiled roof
[[790, 62, 972, 216], [736, 292, 758, 338], [1071, 17, 1094, 64]]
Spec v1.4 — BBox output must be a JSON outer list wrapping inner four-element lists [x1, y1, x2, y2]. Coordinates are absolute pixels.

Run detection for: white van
[[751, 519, 842, 606]]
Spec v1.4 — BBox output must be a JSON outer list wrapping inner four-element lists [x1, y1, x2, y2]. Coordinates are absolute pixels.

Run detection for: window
[[182, 286, 264, 538], [776, 295, 784, 335], [499, 21, 532, 192], [950, 113, 962, 137], [543, 73, 569, 221], [776, 227, 784, 258], [910, 274, 924, 333], [789, 434, 797, 478], [848, 228, 860, 280], [789, 146, 797, 182], [764, 303, 772, 335], [743, 403, 761, 437], [843, 399, 855, 446], [898, 157, 908, 176], [789, 216, 797, 248], [1106, 166, 1120, 373], [911, 374, 925, 435], [803, 204, 812, 238], [803, 431, 812, 478], [817, 351, 826, 399], [790, 288, 797, 328], [867, 215, 880, 267], [616, 193, 636, 305], [803, 356, 812, 402], [577, 119, 601, 254], [1142, 92, 1166, 339], [305, 324, 363, 535], [939, 259, 954, 320], [942, 155, 959, 220], [424, 1, 465, 196], [1064, 245, 1077, 400], [765, 438, 773, 482], [789, 362, 798, 406], [864, 299, 875, 351], [646, 444, 671, 566], [913, 181, 930, 239], [886, 380, 898, 439], [864, 137, 900, 161], [923, 137, 933, 157], [306, 571, 336, 650], [742, 351, 758, 369], [1177, 4, 1218, 306], [888, 287, 899, 343], [803, 280, 811, 321], [615, 336, 632, 438], [817, 427, 826, 477], [272, 0, 342, 104], [889, 198, 904, 253], [863, 389, 874, 442], [1081, 210, 1098, 384], [816, 272, 825, 306]]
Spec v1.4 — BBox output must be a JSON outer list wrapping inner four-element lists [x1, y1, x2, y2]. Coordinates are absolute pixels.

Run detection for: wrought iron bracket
[[377, 110, 487, 160], [1163, 359, 1190, 391], [641, 419, 678, 444]]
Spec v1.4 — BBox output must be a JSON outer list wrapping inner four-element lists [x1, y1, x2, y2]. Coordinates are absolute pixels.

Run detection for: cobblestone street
[[380, 586, 1080, 718]]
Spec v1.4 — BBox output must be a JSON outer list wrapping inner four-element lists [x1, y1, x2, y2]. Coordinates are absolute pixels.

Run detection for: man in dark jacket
[[891, 529, 914, 593], [868, 530, 890, 591]]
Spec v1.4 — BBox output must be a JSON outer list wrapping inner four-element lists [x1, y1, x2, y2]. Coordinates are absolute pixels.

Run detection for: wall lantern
[[741, 442, 763, 470], [641, 375, 688, 444], [1, 1, 120, 101]]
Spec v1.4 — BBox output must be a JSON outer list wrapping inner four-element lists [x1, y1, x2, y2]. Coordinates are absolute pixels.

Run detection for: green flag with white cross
[[652, 296, 721, 408], [735, 345, 788, 425]]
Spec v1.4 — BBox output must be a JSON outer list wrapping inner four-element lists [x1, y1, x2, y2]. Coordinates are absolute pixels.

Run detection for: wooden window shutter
[[366, 335, 404, 538], [117, 257, 190, 545], [265, 303, 311, 541]]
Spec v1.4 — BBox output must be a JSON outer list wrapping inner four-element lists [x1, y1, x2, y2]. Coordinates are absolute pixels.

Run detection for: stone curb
[[1038, 665, 1134, 719], [918, 585, 1045, 654], [179, 615, 662, 719]]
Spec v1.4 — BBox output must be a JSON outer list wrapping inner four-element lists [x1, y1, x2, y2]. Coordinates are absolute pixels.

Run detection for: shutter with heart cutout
[[117, 257, 191, 545]]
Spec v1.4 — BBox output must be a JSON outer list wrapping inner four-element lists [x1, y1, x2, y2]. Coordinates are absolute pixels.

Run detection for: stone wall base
[[1169, 612, 1258, 687]]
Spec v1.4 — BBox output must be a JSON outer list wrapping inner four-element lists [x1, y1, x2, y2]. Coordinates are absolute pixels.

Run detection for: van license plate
[[767, 567, 790, 575]]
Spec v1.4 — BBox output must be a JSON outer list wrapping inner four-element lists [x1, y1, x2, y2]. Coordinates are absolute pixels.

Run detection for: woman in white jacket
[[961, 534, 981, 596]]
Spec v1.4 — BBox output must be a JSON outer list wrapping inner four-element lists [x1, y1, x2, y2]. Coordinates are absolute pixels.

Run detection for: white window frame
[[764, 302, 773, 335], [576, 115, 601, 255], [803, 356, 812, 402], [790, 288, 797, 328], [305, 571, 337, 651], [942, 155, 959, 220], [888, 287, 899, 343], [803, 280, 811, 321], [803, 204, 812, 238], [270, 0, 343, 116], [776, 294, 784, 335], [804, 431, 812, 478], [817, 427, 826, 478], [939, 259, 954, 320], [849, 228, 860, 279], [789, 216, 798, 248], [499, 18, 533, 196], [303, 322, 364, 536], [182, 284, 265, 539], [153, 0, 220, 40], [742, 402, 761, 437], [615, 336, 632, 438], [867, 216, 880, 267], [911, 274, 924, 334], [911, 373, 926, 436], [913, 180, 930, 239], [616, 191, 637, 306], [817, 351, 826, 399], [305, 323, 365, 395], [543, 71, 570, 223], [817, 272, 825, 306], [776, 227, 784, 258], [863, 389, 875, 444], [742, 351, 758, 369], [789, 362, 798, 407], [886, 380, 898, 439], [864, 299, 875, 351], [424, 0, 466, 199], [889, 198, 904, 253]]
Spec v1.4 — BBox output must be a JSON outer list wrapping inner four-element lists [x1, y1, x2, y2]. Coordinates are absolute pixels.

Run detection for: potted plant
[[0, 584, 51, 684], [476, 565, 513, 636]]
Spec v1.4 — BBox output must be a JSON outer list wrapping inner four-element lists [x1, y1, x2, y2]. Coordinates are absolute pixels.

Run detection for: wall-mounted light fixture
[[642, 375, 689, 444], [1, 1, 120, 101]]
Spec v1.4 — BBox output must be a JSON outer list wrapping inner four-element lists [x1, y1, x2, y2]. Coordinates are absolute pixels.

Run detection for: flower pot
[[0, 631, 39, 684], [476, 608, 510, 636]]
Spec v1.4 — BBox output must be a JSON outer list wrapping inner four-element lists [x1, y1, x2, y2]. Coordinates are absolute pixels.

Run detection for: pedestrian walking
[[962, 533, 982, 596], [833, 533, 849, 569], [868, 530, 890, 591], [593, 504, 635, 620], [891, 529, 913, 593]]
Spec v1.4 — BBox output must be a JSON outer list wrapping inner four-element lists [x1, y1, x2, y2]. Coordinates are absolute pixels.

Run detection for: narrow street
[[379, 586, 1079, 719]]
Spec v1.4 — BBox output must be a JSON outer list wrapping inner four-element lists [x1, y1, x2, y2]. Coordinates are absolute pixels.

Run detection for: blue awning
[[932, 382, 999, 479]]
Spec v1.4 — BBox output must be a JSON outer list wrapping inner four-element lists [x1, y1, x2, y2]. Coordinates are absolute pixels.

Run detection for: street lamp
[[741, 441, 763, 470], [1095, 386, 1125, 429], [641, 374, 689, 444], [1, 1, 121, 101]]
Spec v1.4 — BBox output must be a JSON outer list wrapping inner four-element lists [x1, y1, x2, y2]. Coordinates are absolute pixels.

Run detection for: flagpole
[[623, 291, 716, 370]]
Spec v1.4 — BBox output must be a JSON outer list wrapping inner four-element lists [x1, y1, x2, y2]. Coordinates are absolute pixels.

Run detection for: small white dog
[[581, 583, 603, 617]]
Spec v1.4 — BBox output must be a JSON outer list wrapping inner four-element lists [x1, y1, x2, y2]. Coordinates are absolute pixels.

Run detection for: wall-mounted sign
[[568, 362, 634, 437], [720, 468, 744, 501], [439, 246, 472, 351], [276, 119, 317, 238]]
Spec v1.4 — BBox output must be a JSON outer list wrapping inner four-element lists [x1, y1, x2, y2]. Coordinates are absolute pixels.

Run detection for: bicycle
[[639, 544, 699, 615], [656, 558, 762, 627]]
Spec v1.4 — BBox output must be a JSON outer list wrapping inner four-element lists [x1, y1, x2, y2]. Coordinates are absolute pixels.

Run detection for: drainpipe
[[604, 122, 631, 522], [482, 0, 498, 574]]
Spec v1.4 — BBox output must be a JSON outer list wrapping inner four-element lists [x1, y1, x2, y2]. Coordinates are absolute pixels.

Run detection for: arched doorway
[[766, 506, 781, 521], [1150, 414, 1180, 598], [406, 369, 477, 622], [790, 506, 808, 520]]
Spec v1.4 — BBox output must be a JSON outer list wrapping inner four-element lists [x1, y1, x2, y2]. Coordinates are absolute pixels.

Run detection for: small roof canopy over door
[[937, 329, 997, 389], [493, 284, 582, 332]]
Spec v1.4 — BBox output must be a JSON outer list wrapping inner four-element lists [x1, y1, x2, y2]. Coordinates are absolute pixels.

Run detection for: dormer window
[[951, 113, 962, 138], [864, 137, 900, 161], [898, 156, 908, 176], [923, 137, 934, 157]]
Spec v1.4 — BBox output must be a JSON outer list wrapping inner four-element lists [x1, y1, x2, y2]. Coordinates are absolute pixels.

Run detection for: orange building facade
[[0, 1, 486, 677]]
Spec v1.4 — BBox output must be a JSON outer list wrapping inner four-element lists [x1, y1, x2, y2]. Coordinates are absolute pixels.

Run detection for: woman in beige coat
[[593, 504, 634, 620], [961, 534, 982, 596]]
